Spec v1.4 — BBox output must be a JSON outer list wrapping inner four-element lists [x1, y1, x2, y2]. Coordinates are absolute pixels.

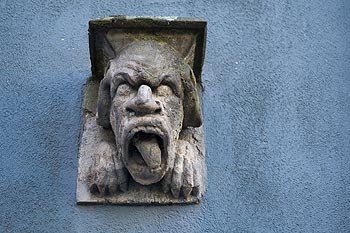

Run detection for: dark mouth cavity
[[128, 132, 164, 169]]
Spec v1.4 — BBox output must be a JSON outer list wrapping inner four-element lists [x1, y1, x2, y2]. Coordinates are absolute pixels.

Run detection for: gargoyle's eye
[[156, 84, 173, 97], [116, 83, 135, 97]]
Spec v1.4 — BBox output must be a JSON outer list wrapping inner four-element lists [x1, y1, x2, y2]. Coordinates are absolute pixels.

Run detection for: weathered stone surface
[[77, 116, 205, 204], [77, 16, 206, 204]]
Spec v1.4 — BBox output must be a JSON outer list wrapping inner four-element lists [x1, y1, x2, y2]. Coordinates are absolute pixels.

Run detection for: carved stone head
[[97, 41, 201, 185], [77, 16, 206, 204]]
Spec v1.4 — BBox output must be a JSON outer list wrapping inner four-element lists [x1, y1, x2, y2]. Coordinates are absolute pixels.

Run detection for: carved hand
[[88, 141, 128, 196], [161, 140, 200, 198]]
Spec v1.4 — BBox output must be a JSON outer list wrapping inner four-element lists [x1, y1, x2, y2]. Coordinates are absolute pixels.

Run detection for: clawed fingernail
[[182, 187, 192, 199], [171, 188, 180, 198], [98, 185, 106, 197]]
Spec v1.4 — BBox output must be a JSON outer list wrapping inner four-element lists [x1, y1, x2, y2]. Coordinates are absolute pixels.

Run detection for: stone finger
[[182, 157, 194, 199], [116, 168, 129, 192], [107, 173, 118, 195], [161, 170, 172, 193], [171, 155, 184, 198], [97, 183, 107, 197], [94, 169, 108, 196], [192, 164, 200, 197], [87, 170, 99, 194]]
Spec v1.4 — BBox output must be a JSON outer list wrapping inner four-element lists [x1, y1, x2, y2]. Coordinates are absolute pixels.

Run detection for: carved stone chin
[[77, 16, 206, 205]]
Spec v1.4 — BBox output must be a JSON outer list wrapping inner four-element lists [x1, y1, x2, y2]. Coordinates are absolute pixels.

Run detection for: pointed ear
[[96, 75, 112, 129], [101, 34, 116, 60], [183, 38, 196, 69], [182, 68, 203, 128], [106, 30, 136, 55], [91, 34, 116, 80], [153, 34, 196, 69]]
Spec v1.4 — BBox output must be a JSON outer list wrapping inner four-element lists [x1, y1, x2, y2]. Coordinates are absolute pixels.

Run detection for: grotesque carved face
[[103, 42, 187, 185]]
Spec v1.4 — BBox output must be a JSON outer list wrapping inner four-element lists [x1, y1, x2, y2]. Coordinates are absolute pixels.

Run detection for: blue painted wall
[[1, 0, 349, 232]]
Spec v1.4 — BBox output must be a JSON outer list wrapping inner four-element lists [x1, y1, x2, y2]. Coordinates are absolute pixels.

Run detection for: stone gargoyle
[[77, 16, 206, 204]]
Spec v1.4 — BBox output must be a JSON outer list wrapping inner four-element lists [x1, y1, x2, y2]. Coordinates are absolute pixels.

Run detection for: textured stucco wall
[[1, 0, 349, 232]]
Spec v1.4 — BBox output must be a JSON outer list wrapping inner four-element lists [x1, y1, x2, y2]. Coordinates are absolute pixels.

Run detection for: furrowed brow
[[110, 72, 134, 96], [111, 67, 137, 85], [111, 72, 127, 84], [160, 74, 182, 97]]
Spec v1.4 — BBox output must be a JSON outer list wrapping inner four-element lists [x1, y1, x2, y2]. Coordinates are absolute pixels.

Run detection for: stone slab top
[[88, 15, 207, 82]]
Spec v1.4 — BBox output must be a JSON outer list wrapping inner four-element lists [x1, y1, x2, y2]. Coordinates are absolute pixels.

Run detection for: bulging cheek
[[109, 108, 117, 134], [163, 97, 183, 132], [109, 104, 125, 134]]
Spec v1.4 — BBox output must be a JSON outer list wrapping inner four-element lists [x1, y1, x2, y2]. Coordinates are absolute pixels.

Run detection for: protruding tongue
[[133, 135, 161, 169]]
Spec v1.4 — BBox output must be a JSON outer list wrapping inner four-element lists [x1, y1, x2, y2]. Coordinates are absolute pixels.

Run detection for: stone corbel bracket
[[77, 16, 207, 205]]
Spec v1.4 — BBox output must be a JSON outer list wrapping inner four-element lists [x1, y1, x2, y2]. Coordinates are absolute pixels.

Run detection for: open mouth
[[123, 125, 168, 185], [129, 132, 164, 169]]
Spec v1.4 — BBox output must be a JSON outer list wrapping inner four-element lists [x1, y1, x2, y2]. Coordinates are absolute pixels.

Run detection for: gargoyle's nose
[[126, 85, 161, 115]]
